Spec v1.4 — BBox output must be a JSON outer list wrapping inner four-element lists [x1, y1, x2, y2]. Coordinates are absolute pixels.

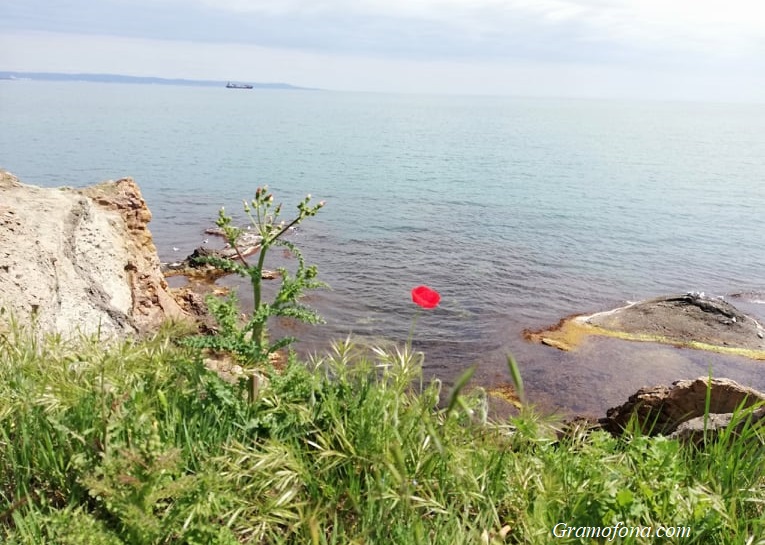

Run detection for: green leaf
[[615, 488, 634, 507], [446, 365, 475, 415], [506, 353, 524, 403]]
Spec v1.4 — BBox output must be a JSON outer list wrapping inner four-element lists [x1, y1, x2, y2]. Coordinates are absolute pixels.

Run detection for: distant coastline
[[0, 71, 316, 91]]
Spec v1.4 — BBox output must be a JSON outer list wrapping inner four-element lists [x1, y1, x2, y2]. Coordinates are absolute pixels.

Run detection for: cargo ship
[[226, 82, 253, 89]]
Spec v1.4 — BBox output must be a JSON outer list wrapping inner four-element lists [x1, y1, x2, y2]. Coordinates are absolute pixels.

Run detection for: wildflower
[[407, 285, 440, 347], [411, 285, 440, 309]]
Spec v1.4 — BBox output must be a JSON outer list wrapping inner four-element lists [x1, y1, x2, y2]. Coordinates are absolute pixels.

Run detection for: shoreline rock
[[162, 246, 279, 282], [525, 293, 765, 360], [600, 377, 765, 441], [0, 170, 191, 337]]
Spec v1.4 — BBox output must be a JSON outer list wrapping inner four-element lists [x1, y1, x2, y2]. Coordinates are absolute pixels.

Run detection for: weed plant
[[1, 322, 764, 544], [184, 187, 326, 367]]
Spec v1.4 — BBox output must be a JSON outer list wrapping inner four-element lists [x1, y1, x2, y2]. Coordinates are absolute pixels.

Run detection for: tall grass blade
[[506, 353, 525, 404], [446, 365, 475, 415], [704, 367, 713, 447]]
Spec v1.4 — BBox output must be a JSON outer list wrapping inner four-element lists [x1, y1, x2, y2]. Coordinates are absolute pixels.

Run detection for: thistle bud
[[319, 200, 326, 207]]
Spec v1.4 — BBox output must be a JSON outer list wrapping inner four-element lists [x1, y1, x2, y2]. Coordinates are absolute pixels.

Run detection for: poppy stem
[[407, 309, 421, 349]]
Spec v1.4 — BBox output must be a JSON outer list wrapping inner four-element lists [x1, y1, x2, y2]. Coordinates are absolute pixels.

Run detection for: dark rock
[[186, 246, 221, 267], [162, 245, 277, 282], [586, 293, 765, 351], [601, 377, 765, 436], [667, 409, 765, 445]]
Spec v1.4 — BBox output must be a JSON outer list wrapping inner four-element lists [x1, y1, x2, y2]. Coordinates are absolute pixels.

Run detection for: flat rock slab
[[525, 293, 765, 359], [587, 293, 765, 349]]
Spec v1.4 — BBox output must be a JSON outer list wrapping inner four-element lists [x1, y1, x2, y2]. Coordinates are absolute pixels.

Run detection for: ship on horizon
[[226, 82, 253, 89]]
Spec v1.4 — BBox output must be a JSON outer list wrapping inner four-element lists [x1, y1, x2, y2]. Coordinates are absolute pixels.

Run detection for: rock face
[[0, 170, 189, 337], [601, 377, 765, 437]]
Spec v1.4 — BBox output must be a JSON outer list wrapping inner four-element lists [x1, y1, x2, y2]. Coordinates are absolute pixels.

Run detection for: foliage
[[1, 323, 764, 544], [184, 186, 326, 367]]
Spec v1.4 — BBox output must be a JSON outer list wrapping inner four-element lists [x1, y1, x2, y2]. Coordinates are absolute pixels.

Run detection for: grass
[[1, 323, 764, 544]]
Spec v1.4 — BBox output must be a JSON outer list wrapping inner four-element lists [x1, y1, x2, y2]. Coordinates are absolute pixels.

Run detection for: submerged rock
[[0, 170, 190, 337], [526, 293, 765, 359]]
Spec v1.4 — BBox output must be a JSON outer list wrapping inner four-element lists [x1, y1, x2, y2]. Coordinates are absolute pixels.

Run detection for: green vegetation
[[2, 191, 764, 543], [184, 187, 326, 366], [1, 323, 764, 544], [184, 187, 326, 402]]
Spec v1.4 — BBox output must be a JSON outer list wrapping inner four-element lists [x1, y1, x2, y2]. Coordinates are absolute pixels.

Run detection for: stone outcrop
[[0, 170, 190, 337], [526, 293, 765, 360], [601, 377, 765, 437], [586, 293, 765, 350], [162, 247, 280, 282]]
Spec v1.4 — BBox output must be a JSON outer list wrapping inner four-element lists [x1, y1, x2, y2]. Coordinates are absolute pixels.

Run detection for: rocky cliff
[[0, 170, 189, 337]]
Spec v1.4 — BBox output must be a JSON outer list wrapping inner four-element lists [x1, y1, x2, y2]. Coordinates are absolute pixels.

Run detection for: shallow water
[[2, 81, 764, 415]]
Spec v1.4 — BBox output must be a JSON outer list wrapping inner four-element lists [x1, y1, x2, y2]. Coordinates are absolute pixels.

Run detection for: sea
[[2, 81, 764, 416]]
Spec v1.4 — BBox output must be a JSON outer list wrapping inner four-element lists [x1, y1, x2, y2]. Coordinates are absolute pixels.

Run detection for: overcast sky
[[1, 0, 764, 100]]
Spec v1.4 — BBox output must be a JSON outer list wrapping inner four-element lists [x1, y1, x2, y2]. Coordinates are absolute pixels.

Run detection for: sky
[[1, 0, 764, 100]]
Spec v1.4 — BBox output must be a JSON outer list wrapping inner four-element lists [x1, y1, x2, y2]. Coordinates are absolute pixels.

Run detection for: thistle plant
[[186, 186, 326, 368]]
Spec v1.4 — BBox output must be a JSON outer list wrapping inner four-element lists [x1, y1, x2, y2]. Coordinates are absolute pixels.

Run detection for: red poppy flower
[[411, 285, 441, 309]]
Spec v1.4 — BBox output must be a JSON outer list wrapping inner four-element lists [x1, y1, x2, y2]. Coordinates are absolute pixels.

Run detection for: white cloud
[[187, 1, 762, 35], [185, 0, 764, 59], [583, 0, 765, 55], [1, 1, 763, 100], [3, 0, 763, 65]]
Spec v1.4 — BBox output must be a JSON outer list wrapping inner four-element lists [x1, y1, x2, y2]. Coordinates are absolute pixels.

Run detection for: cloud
[[177, 0, 765, 59], [2, 0, 763, 66], [1, 1, 763, 100]]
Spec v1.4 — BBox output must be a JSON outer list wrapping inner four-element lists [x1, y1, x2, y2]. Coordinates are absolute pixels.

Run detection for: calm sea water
[[2, 81, 764, 415]]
